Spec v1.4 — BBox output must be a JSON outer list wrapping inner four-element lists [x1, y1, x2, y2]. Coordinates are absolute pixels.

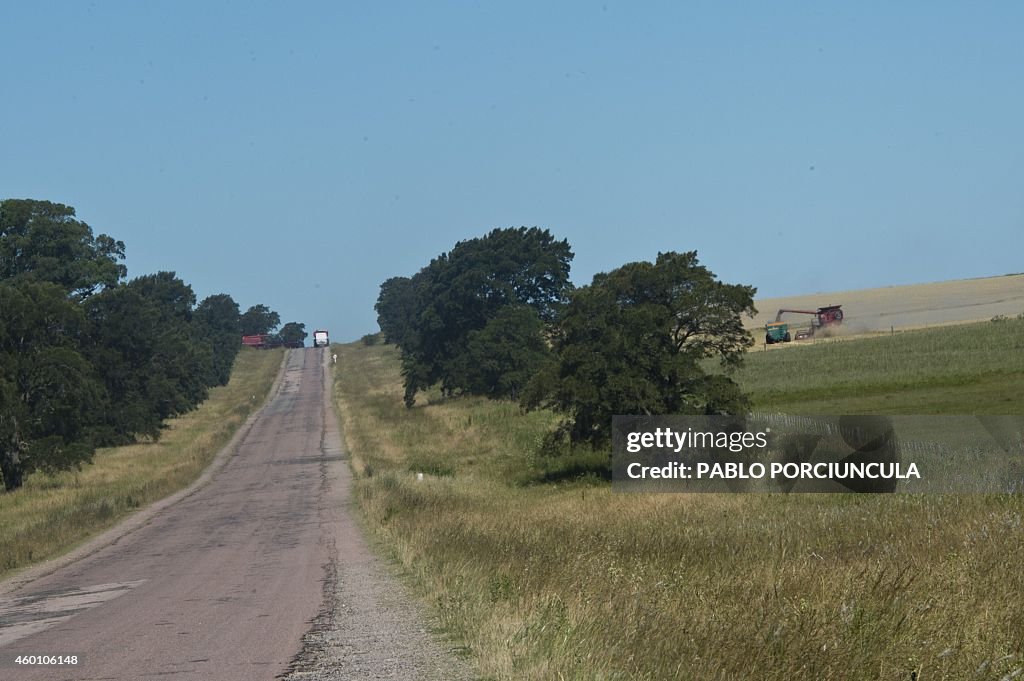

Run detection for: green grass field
[[334, 319, 1024, 680], [0, 348, 282, 580], [736, 319, 1024, 414]]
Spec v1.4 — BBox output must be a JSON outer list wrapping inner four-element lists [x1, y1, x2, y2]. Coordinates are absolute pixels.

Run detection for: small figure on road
[[332, 353, 337, 365]]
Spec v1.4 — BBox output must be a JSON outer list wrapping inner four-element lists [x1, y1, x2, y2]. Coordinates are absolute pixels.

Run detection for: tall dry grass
[[334, 320, 1024, 680]]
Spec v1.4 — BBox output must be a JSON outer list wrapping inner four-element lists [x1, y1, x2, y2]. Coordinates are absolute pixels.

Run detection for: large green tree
[[0, 199, 126, 298], [127, 273, 211, 408], [398, 227, 573, 406], [0, 198, 249, 491], [128, 271, 196, 323], [194, 293, 241, 386], [240, 304, 280, 336], [279, 322, 307, 347], [450, 305, 551, 400], [0, 281, 101, 491], [0, 199, 126, 490], [374, 276, 418, 347], [523, 251, 756, 448], [83, 275, 212, 445]]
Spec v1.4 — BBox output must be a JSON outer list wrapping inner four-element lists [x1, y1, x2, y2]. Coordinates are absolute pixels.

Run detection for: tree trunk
[[1, 451, 24, 492]]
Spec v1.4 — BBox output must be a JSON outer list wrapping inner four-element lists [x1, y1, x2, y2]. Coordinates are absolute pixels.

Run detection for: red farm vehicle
[[242, 334, 302, 349], [765, 305, 844, 343], [241, 334, 270, 349]]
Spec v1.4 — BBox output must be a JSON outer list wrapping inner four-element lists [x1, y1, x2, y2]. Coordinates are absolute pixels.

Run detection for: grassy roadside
[[0, 347, 283, 580], [334, 320, 1024, 681]]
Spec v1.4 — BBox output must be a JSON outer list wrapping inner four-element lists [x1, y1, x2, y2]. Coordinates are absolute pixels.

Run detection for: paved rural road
[[0, 349, 473, 681]]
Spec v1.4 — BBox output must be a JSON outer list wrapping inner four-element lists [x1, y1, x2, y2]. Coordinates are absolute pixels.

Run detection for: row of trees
[[376, 228, 757, 450], [0, 199, 279, 491], [239, 304, 308, 347]]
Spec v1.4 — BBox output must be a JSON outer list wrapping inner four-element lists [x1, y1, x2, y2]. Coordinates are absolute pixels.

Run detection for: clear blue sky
[[3, 2, 1021, 341]]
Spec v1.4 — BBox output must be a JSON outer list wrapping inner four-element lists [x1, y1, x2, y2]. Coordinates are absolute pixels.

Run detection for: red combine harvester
[[774, 305, 844, 341]]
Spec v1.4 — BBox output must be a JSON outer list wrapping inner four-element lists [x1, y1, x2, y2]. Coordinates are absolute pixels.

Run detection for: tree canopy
[[0, 281, 100, 490], [194, 294, 242, 386], [240, 304, 280, 336], [523, 251, 757, 448], [82, 273, 218, 447], [279, 322, 307, 347], [451, 304, 550, 400], [378, 227, 573, 406], [374, 276, 418, 347], [0, 198, 251, 492], [0, 199, 126, 298]]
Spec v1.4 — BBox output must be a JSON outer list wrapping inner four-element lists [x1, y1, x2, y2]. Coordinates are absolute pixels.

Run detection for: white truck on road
[[312, 329, 329, 348]]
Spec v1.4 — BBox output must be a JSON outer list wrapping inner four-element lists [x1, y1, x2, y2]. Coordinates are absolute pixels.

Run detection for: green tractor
[[765, 321, 791, 345]]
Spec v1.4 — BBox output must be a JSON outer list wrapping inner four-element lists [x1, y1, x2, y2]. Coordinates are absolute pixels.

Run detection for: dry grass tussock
[[334, 321, 1024, 680]]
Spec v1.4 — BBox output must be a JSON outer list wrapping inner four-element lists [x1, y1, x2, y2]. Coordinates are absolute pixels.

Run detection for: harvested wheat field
[[748, 273, 1024, 338]]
